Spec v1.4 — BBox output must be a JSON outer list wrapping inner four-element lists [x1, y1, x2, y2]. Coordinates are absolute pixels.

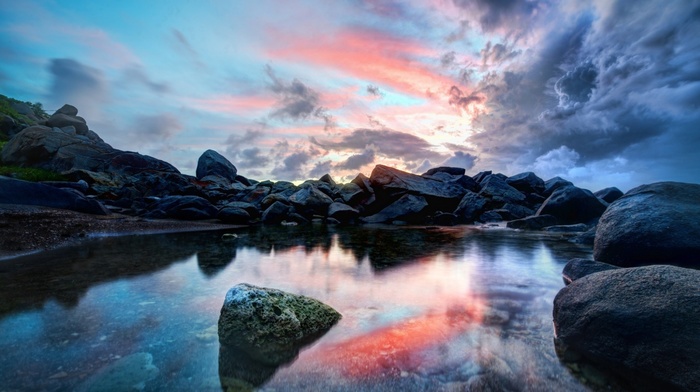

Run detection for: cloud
[[312, 128, 444, 162], [480, 41, 520, 68], [122, 66, 170, 94], [441, 151, 478, 170], [237, 147, 270, 169], [335, 145, 377, 170], [532, 145, 579, 177], [224, 129, 271, 169], [452, 0, 543, 34], [366, 84, 383, 97], [271, 150, 311, 180], [48, 58, 108, 118], [448, 85, 484, 112], [132, 113, 184, 142], [309, 160, 333, 178]]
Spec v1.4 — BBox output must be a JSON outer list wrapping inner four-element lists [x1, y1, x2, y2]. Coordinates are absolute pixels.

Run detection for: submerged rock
[[594, 182, 700, 268], [218, 283, 341, 364], [553, 265, 700, 391], [77, 352, 159, 392]]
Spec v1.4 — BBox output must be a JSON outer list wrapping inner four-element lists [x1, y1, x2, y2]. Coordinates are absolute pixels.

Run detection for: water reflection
[[0, 225, 596, 391]]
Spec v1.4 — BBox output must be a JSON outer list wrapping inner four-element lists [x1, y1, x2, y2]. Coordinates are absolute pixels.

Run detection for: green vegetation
[[0, 165, 67, 182], [0, 94, 49, 125]]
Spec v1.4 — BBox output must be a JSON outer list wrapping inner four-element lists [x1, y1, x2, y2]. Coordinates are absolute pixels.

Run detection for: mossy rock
[[218, 283, 341, 364]]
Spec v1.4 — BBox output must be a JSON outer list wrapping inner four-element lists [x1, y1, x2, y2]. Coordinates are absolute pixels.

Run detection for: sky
[[1, 0, 699, 191]]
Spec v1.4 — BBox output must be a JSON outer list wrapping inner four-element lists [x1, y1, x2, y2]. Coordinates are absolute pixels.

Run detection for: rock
[[561, 258, 620, 285], [569, 226, 597, 245], [144, 195, 217, 220], [479, 210, 503, 222], [453, 191, 488, 223], [544, 223, 589, 232], [261, 201, 291, 224], [506, 172, 545, 195], [327, 202, 359, 223], [501, 203, 535, 219], [553, 265, 700, 391], [41, 179, 89, 193], [422, 166, 466, 176], [338, 183, 365, 205], [537, 185, 607, 224], [593, 182, 700, 268], [422, 172, 479, 192], [361, 194, 429, 224], [217, 207, 251, 224], [543, 176, 572, 197], [196, 149, 237, 181], [0, 176, 109, 215], [433, 212, 457, 226], [218, 283, 341, 364], [318, 173, 336, 186], [55, 104, 78, 116], [222, 201, 259, 219], [472, 170, 492, 184], [506, 215, 558, 230], [0, 115, 15, 135], [46, 113, 88, 135], [369, 165, 466, 205], [478, 175, 526, 204], [594, 187, 624, 203], [288, 186, 334, 216], [351, 173, 374, 194]]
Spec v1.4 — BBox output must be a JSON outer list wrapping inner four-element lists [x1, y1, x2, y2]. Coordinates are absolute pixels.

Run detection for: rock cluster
[[1, 107, 614, 229], [553, 181, 700, 391]]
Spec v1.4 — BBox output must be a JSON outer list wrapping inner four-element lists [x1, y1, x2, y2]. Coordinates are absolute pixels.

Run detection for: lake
[[0, 224, 597, 391]]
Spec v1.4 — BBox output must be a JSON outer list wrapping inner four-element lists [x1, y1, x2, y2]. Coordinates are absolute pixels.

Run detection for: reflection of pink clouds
[[267, 28, 455, 97]]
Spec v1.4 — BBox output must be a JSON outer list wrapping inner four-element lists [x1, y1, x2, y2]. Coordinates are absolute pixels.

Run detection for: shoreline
[[0, 204, 242, 261]]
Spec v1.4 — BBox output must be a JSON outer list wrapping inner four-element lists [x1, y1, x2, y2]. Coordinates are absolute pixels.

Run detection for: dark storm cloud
[[311, 128, 444, 162], [132, 113, 183, 142], [480, 41, 520, 68], [271, 150, 311, 180], [48, 58, 108, 115], [453, 0, 544, 34], [448, 85, 484, 111], [441, 151, 478, 170]]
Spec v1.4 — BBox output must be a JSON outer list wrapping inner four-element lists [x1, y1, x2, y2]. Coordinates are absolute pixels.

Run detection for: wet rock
[[501, 203, 534, 220], [506, 172, 545, 195], [537, 185, 607, 224], [594, 182, 700, 268], [261, 201, 291, 224], [196, 149, 237, 182], [218, 283, 341, 364], [433, 212, 457, 226], [0, 176, 109, 215], [338, 182, 366, 205], [478, 175, 526, 204], [553, 265, 700, 391], [561, 258, 620, 285], [217, 206, 251, 224], [361, 194, 429, 224], [289, 185, 334, 216], [479, 210, 503, 222], [423, 171, 479, 192], [594, 187, 624, 204], [328, 202, 359, 223], [453, 191, 488, 223], [472, 170, 492, 184], [506, 215, 557, 230]]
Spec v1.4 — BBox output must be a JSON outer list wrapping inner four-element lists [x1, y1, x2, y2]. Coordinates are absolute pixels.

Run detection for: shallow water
[[0, 225, 596, 391]]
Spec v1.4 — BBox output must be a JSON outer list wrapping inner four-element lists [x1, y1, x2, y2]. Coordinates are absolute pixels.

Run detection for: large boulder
[[477, 175, 526, 204], [561, 258, 620, 285], [327, 202, 359, 223], [506, 172, 545, 195], [593, 187, 623, 204], [537, 185, 607, 224], [196, 149, 237, 182], [288, 185, 334, 216], [593, 182, 700, 268], [261, 201, 291, 224], [543, 176, 572, 197], [553, 265, 700, 391], [218, 283, 341, 364], [46, 113, 88, 135], [369, 165, 466, 205], [0, 176, 109, 215], [361, 194, 429, 224], [453, 190, 488, 222]]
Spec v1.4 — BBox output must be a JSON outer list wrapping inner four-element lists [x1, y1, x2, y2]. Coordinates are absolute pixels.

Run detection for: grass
[[0, 94, 49, 125], [0, 165, 67, 182]]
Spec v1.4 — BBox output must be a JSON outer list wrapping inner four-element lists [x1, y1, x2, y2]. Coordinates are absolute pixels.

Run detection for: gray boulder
[[553, 265, 700, 391], [478, 175, 526, 204], [218, 283, 341, 364], [289, 186, 334, 216], [594, 182, 700, 268], [453, 190, 488, 222], [422, 171, 479, 192], [561, 258, 620, 285], [537, 185, 607, 224], [594, 187, 624, 204], [318, 173, 336, 186], [543, 176, 572, 197], [196, 149, 237, 181], [46, 113, 88, 135], [362, 194, 429, 224], [0, 175, 109, 215], [506, 172, 545, 195], [506, 215, 558, 230], [369, 165, 466, 205], [55, 104, 79, 116]]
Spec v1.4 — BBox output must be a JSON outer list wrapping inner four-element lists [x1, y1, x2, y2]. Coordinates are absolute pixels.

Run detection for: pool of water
[[0, 225, 595, 391]]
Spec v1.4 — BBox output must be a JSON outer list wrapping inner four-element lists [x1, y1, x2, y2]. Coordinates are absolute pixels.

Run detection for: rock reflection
[[196, 242, 237, 278]]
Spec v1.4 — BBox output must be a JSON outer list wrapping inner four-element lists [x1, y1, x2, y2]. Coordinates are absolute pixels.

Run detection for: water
[[0, 225, 596, 391]]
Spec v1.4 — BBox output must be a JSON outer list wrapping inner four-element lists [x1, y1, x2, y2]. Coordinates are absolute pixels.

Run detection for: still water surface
[[0, 225, 594, 391]]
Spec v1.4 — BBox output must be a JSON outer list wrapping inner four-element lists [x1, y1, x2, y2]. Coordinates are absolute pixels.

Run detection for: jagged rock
[[218, 283, 341, 364], [318, 173, 336, 186], [543, 176, 572, 197], [422, 171, 479, 192], [0, 175, 109, 215], [361, 194, 429, 224], [506, 172, 545, 195], [327, 202, 359, 223], [506, 215, 558, 230], [477, 175, 526, 204], [369, 165, 466, 205], [501, 203, 534, 219], [217, 207, 251, 224], [289, 186, 334, 216], [196, 149, 237, 182], [472, 170, 492, 184], [594, 187, 624, 203], [553, 265, 700, 391], [351, 173, 374, 194], [46, 113, 88, 135], [423, 166, 466, 176], [261, 201, 291, 224], [338, 183, 365, 205], [594, 182, 700, 268], [453, 190, 488, 223], [561, 258, 620, 285], [144, 195, 217, 220], [537, 185, 607, 224]]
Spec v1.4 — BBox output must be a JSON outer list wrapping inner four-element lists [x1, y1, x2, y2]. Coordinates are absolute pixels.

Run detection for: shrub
[[0, 165, 67, 182]]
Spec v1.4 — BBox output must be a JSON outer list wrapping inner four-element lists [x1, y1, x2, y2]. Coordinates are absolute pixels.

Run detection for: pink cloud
[[267, 28, 455, 97], [187, 95, 277, 115]]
